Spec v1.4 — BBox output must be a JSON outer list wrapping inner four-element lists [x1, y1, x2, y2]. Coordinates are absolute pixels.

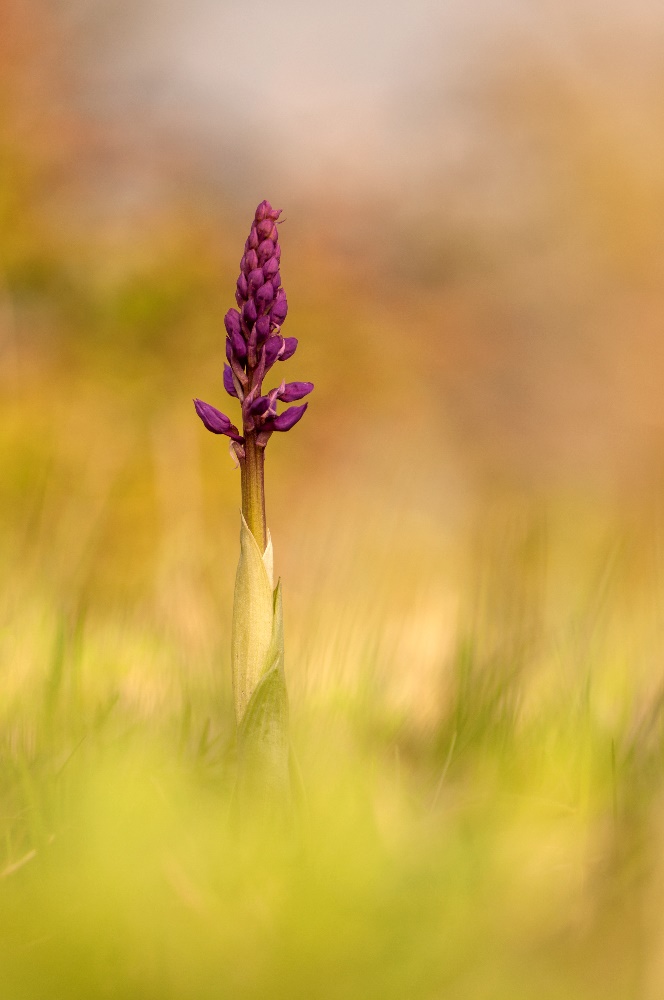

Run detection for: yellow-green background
[[2, 2, 664, 997]]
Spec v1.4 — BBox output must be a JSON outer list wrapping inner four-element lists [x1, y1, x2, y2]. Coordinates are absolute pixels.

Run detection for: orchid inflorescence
[[193, 201, 308, 807], [194, 200, 313, 456]]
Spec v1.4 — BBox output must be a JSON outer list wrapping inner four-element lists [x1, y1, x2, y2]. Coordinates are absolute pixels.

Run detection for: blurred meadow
[[3, 0, 664, 996]]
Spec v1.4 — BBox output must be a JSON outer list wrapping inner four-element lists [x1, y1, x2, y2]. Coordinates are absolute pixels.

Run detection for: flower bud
[[264, 336, 283, 368], [236, 273, 248, 301], [256, 282, 275, 312], [224, 309, 242, 338], [255, 315, 271, 344], [194, 399, 243, 441], [242, 299, 257, 327], [250, 395, 271, 415], [269, 403, 308, 432], [257, 239, 275, 265], [279, 381, 314, 402], [224, 364, 239, 398], [248, 267, 264, 291], [270, 289, 288, 326], [280, 337, 298, 361], [263, 257, 279, 280], [229, 329, 247, 361]]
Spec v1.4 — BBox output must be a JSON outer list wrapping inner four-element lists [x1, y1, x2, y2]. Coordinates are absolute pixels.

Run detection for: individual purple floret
[[194, 200, 313, 457], [193, 399, 243, 441]]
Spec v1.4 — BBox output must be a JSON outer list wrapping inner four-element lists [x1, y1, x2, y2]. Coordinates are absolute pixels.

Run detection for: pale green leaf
[[262, 529, 274, 588], [236, 580, 290, 804], [231, 513, 275, 723]]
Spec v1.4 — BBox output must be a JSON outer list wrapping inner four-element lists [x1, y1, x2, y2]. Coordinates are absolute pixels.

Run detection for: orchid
[[194, 200, 312, 806]]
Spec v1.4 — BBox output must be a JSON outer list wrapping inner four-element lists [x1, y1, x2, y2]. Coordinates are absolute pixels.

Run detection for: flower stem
[[241, 432, 267, 553]]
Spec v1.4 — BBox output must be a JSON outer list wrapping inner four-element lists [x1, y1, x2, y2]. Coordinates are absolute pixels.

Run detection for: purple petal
[[229, 329, 247, 361], [257, 239, 275, 265], [255, 200, 271, 221], [254, 201, 281, 222], [242, 299, 257, 327], [194, 399, 243, 441], [257, 219, 275, 240], [237, 273, 248, 300], [256, 283, 275, 311], [223, 365, 238, 398], [247, 227, 259, 250], [279, 381, 314, 402], [250, 395, 271, 415], [224, 309, 242, 338], [255, 315, 271, 344], [248, 267, 264, 291], [264, 336, 283, 368], [269, 403, 308, 432], [270, 289, 288, 326], [280, 337, 298, 361], [262, 256, 279, 279], [244, 249, 258, 272]]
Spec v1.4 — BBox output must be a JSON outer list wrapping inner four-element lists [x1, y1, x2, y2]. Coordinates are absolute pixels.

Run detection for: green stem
[[241, 433, 267, 553]]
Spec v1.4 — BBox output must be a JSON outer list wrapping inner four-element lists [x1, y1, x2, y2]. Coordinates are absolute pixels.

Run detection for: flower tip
[[255, 199, 282, 222]]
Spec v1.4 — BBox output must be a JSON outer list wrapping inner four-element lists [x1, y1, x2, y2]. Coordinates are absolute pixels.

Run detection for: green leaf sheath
[[236, 582, 290, 802], [231, 514, 275, 724]]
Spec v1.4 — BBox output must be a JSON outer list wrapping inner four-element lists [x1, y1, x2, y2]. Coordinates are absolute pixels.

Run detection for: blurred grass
[[3, 5, 664, 997], [2, 489, 664, 999]]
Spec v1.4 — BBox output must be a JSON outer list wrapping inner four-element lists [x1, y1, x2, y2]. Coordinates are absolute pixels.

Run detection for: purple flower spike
[[279, 381, 314, 402], [194, 399, 243, 441], [269, 403, 308, 432], [223, 365, 238, 398], [280, 337, 298, 361], [195, 199, 311, 465]]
